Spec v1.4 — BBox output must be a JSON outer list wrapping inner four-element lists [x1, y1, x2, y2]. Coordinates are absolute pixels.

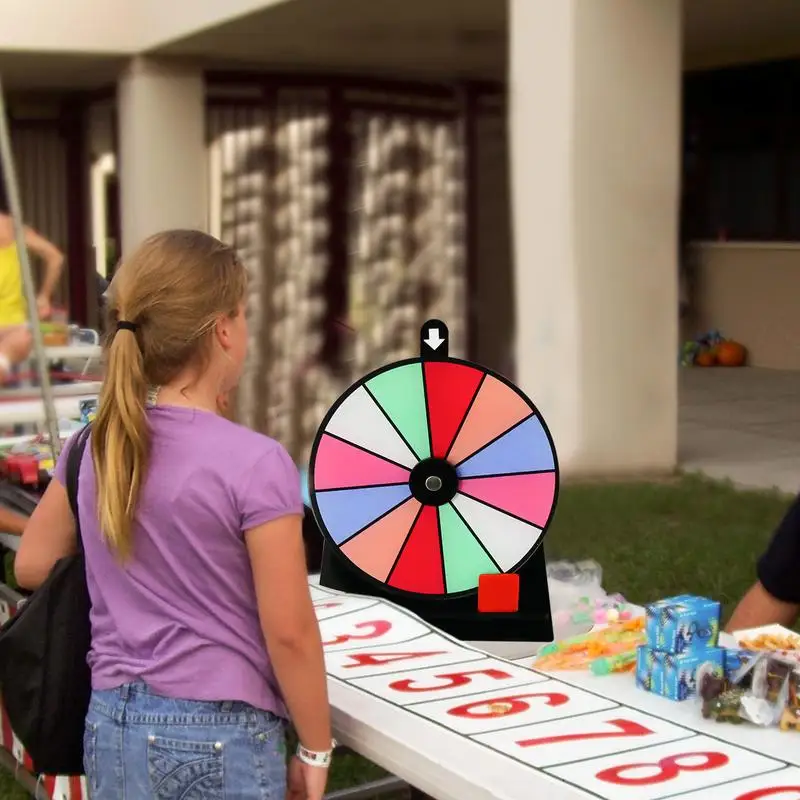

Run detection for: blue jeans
[[84, 682, 287, 799]]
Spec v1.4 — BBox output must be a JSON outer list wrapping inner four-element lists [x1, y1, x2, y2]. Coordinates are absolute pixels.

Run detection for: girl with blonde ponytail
[[16, 230, 332, 799]]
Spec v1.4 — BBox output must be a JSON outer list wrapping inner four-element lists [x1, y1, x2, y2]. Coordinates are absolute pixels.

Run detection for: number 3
[[322, 620, 392, 647], [597, 751, 729, 786]]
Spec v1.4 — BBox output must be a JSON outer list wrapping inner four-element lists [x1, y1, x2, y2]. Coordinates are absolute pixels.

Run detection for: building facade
[[1, 0, 794, 473]]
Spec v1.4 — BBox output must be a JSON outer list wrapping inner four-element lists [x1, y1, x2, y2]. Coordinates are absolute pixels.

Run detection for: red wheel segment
[[423, 361, 483, 459], [387, 505, 445, 594]]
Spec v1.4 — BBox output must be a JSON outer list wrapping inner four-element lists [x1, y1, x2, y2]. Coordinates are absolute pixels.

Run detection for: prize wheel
[[309, 321, 560, 604]]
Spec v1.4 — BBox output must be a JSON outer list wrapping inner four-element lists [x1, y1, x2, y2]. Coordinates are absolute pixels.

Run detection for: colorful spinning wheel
[[309, 322, 560, 601]]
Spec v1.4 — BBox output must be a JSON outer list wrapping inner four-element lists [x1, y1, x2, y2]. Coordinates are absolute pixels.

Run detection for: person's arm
[[246, 513, 331, 752], [0, 506, 28, 536], [725, 493, 800, 632], [237, 443, 331, 756], [24, 226, 64, 310], [726, 581, 799, 632], [14, 478, 75, 589]]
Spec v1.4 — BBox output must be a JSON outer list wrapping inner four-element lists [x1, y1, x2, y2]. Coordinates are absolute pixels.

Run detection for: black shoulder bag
[[0, 424, 92, 776]]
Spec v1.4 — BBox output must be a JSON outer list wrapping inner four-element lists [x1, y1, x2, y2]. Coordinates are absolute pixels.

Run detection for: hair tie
[[116, 321, 138, 333]]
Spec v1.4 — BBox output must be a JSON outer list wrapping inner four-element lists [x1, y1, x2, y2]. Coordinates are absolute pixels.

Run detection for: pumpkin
[[695, 351, 716, 367], [716, 340, 747, 367]]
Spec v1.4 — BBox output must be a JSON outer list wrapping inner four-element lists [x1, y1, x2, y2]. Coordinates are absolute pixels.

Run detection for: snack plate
[[732, 623, 800, 664]]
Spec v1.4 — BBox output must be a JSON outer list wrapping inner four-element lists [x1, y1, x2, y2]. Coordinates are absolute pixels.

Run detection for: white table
[[0, 391, 97, 426], [44, 345, 101, 362], [0, 382, 102, 400], [313, 582, 800, 800]]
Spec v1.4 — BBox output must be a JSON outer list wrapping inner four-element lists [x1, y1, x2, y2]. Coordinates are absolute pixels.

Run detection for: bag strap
[[65, 424, 92, 554]]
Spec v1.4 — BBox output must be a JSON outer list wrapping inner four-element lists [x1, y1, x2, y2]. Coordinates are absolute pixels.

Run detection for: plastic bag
[[547, 559, 605, 611]]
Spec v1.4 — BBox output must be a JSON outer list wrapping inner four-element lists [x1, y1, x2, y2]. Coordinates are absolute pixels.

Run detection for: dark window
[[683, 59, 796, 242]]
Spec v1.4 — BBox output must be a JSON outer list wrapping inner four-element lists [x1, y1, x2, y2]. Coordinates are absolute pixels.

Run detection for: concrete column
[[117, 57, 206, 250], [509, 0, 682, 474]]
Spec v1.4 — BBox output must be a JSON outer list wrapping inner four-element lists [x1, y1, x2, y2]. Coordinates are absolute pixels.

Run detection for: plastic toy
[[536, 618, 644, 672], [703, 687, 747, 723], [590, 650, 637, 676], [779, 679, 800, 732], [553, 592, 634, 627]]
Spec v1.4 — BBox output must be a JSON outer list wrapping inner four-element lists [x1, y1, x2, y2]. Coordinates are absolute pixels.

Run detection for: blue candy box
[[645, 594, 721, 654], [723, 648, 758, 680], [663, 647, 725, 701], [637, 644, 725, 701], [635, 646, 667, 694]]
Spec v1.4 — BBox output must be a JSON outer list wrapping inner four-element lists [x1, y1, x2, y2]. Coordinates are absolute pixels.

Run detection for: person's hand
[[35, 294, 51, 320], [286, 755, 329, 800]]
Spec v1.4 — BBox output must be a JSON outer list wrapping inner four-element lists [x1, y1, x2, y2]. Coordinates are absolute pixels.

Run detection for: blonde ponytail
[[91, 229, 248, 559], [91, 323, 149, 560]]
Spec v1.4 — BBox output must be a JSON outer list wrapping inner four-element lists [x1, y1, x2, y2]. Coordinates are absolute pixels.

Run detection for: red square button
[[477, 573, 520, 613]]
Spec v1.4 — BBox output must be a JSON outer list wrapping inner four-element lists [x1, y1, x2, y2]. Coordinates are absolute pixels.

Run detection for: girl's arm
[[245, 513, 332, 752], [14, 479, 75, 589]]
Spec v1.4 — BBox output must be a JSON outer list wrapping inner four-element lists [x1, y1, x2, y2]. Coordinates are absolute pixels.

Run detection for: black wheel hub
[[409, 458, 459, 506]]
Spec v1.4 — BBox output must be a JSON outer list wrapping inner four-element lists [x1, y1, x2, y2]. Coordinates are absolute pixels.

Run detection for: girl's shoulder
[[152, 408, 295, 477]]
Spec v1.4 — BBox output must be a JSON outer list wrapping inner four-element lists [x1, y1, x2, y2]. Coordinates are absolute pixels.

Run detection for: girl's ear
[[215, 315, 232, 350]]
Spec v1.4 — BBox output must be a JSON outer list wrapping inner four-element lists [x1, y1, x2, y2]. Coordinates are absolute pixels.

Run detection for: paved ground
[[680, 367, 800, 494]]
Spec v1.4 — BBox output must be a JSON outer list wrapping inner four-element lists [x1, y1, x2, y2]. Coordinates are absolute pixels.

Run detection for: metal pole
[[0, 75, 62, 458]]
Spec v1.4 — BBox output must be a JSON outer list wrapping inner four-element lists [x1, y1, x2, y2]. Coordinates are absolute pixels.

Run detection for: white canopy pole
[[0, 75, 62, 457]]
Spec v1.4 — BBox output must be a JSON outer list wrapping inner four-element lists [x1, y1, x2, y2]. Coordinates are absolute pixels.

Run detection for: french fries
[[739, 633, 800, 652]]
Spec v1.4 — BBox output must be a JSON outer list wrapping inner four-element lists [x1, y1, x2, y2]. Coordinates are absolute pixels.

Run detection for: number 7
[[516, 718, 653, 748]]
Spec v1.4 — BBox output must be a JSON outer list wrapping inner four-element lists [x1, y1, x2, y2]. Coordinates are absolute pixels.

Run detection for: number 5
[[389, 668, 512, 693]]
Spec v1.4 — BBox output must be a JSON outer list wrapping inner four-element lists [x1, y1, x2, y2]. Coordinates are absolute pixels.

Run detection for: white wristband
[[296, 740, 337, 768]]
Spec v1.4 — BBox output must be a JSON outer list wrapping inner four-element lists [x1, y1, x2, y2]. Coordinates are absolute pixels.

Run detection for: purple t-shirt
[[53, 405, 303, 716]]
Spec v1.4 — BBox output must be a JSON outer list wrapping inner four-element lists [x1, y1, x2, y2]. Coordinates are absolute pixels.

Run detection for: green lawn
[[0, 474, 791, 798]]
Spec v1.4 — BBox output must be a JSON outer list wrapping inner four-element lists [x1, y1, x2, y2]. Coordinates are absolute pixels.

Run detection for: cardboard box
[[645, 594, 721, 653]]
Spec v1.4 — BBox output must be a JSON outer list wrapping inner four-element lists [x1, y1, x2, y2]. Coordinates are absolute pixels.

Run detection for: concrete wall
[[0, 0, 290, 54], [694, 244, 800, 369], [117, 59, 207, 249], [0, 0, 139, 52], [510, 0, 682, 475]]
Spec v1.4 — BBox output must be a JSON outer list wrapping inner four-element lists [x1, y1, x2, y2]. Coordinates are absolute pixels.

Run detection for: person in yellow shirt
[[0, 209, 64, 383]]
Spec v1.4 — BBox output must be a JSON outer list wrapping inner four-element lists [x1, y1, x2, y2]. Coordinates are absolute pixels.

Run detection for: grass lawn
[[0, 474, 791, 798]]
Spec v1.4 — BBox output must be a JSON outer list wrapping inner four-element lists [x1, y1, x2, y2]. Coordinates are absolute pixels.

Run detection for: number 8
[[597, 752, 729, 786]]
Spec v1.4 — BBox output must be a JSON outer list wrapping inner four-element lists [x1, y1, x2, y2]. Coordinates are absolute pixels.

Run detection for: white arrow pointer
[[424, 328, 444, 350]]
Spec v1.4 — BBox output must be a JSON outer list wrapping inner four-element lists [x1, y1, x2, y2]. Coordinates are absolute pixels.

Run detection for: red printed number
[[597, 752, 729, 786], [737, 790, 800, 800], [390, 668, 511, 693], [448, 692, 568, 719], [343, 651, 446, 669], [517, 718, 653, 749], [322, 620, 391, 647]]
